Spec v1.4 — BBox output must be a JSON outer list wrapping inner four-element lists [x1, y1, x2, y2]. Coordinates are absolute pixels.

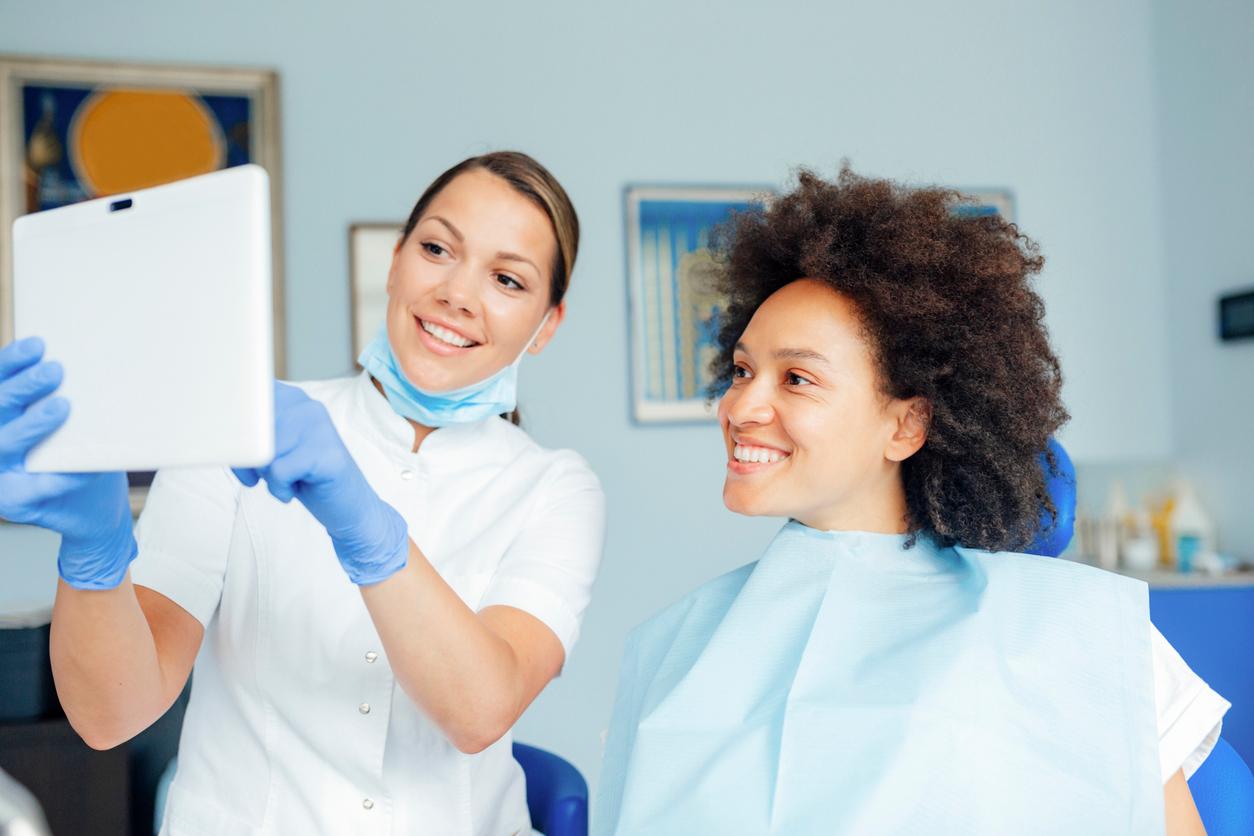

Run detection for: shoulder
[[629, 562, 757, 646], [485, 419, 604, 497], [959, 546, 1148, 598], [1150, 623, 1231, 780]]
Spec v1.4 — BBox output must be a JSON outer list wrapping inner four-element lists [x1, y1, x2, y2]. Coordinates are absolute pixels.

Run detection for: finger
[[0, 361, 63, 424], [0, 337, 46, 379], [260, 449, 308, 503], [232, 467, 260, 487], [0, 397, 69, 467], [0, 471, 86, 522]]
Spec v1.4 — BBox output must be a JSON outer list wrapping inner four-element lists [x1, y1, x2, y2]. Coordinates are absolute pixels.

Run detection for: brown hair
[[400, 150, 579, 307], [709, 166, 1068, 552]]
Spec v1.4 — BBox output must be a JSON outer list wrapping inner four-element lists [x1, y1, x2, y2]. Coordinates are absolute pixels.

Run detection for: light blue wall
[[1151, 0, 1254, 561], [0, 0, 1191, 792]]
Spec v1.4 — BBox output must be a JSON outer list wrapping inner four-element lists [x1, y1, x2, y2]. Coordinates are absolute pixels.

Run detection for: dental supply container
[[1170, 481, 1214, 574]]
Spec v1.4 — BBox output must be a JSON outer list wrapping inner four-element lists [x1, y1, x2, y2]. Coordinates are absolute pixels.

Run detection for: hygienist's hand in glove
[[233, 382, 409, 585], [0, 337, 136, 590]]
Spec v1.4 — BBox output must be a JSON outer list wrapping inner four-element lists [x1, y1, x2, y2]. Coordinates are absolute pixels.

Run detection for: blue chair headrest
[[1025, 438, 1076, 557]]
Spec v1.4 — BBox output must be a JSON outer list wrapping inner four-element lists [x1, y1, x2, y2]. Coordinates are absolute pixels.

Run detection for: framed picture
[[0, 55, 285, 372], [625, 184, 771, 423], [349, 223, 402, 366], [954, 188, 1015, 222], [0, 55, 284, 516]]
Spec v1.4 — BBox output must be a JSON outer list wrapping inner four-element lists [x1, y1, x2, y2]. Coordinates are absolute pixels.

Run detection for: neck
[[794, 465, 911, 534], [371, 376, 436, 453]]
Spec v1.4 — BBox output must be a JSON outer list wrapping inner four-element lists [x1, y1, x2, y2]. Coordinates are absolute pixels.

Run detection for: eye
[[732, 363, 752, 381], [421, 241, 447, 257], [786, 371, 814, 387], [495, 273, 524, 291]]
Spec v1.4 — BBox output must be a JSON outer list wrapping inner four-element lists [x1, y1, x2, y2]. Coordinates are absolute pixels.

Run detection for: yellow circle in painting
[[70, 89, 225, 196]]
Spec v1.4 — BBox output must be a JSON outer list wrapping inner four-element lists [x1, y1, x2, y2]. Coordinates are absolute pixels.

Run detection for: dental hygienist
[[0, 151, 605, 836]]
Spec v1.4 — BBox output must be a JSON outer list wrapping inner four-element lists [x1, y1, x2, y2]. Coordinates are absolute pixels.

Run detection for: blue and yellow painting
[[627, 187, 768, 422], [22, 82, 253, 213]]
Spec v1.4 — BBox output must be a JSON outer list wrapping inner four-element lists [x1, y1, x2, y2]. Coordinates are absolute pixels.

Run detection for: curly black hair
[[709, 166, 1069, 552]]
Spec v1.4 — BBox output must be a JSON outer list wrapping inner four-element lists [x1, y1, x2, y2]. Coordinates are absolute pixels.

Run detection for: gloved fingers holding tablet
[[233, 380, 409, 586], [0, 337, 137, 590]]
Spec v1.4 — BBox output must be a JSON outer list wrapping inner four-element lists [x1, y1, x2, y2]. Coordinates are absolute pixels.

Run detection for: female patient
[[596, 168, 1227, 835]]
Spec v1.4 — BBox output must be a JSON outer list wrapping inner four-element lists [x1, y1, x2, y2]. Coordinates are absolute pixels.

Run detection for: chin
[[722, 485, 771, 518]]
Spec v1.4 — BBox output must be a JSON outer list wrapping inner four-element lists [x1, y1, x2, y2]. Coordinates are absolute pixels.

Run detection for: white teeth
[[422, 320, 475, 348], [733, 444, 789, 464]]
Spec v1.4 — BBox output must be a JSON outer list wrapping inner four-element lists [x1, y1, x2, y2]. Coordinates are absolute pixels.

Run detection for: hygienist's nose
[[435, 263, 478, 317]]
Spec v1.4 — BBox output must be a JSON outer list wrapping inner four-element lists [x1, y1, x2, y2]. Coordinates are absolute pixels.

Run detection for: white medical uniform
[[132, 371, 606, 836]]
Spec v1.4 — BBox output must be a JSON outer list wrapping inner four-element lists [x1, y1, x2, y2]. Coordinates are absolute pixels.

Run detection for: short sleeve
[[130, 466, 240, 627], [477, 452, 605, 661], [1152, 624, 1231, 782]]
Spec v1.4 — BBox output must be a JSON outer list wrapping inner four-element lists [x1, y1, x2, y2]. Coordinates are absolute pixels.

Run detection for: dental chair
[[1029, 439, 1254, 834]]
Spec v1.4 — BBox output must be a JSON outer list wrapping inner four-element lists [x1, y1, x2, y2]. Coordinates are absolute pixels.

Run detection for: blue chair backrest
[[512, 742, 588, 836], [1185, 738, 1254, 836], [1025, 437, 1076, 558]]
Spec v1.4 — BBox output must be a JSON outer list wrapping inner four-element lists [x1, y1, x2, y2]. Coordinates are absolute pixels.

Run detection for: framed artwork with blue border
[[0, 55, 285, 373], [954, 188, 1015, 223], [625, 184, 771, 423], [0, 55, 283, 515]]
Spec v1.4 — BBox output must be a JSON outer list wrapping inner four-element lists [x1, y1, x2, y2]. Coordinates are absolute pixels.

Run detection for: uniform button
[[365, 651, 379, 663], [359, 702, 371, 715], [400, 469, 415, 480], [362, 798, 374, 810]]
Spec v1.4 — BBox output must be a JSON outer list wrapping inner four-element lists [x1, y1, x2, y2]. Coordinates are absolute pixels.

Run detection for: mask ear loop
[[520, 310, 552, 360]]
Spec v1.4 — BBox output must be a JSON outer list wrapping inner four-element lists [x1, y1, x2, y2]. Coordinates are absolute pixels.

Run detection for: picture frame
[[348, 222, 402, 367], [624, 184, 771, 423], [0, 55, 284, 517], [954, 187, 1015, 222], [0, 54, 286, 373]]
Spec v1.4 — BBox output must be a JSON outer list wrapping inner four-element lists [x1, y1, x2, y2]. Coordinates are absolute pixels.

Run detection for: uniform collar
[[351, 370, 507, 462]]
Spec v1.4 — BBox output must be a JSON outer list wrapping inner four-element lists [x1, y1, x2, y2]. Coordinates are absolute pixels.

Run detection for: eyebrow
[[424, 217, 541, 279], [427, 216, 464, 242], [735, 341, 831, 365], [496, 251, 541, 278]]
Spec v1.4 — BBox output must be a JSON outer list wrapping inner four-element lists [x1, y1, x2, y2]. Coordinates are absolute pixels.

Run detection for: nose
[[435, 262, 479, 318], [720, 375, 775, 429]]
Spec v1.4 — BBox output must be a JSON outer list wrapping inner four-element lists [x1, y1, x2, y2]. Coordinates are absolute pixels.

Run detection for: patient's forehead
[[739, 279, 871, 367]]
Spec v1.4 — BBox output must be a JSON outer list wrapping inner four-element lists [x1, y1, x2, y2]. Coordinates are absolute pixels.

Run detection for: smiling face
[[384, 168, 564, 393], [717, 279, 930, 533]]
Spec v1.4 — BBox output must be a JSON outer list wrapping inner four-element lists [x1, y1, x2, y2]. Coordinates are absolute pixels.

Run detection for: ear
[[885, 397, 931, 463], [528, 301, 566, 354]]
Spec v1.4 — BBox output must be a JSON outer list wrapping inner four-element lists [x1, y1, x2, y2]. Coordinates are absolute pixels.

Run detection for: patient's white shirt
[[1151, 625, 1231, 781], [132, 371, 606, 836]]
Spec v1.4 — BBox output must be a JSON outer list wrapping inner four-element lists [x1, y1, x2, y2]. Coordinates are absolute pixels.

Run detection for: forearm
[[49, 573, 172, 749], [359, 540, 524, 754]]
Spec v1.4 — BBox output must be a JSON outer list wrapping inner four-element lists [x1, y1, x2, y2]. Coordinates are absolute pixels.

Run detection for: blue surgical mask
[[357, 314, 549, 427]]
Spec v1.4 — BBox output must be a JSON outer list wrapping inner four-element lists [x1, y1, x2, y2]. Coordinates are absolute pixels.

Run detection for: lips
[[726, 437, 792, 475], [415, 316, 481, 352]]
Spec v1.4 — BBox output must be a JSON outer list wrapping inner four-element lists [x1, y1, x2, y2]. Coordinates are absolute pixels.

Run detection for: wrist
[[332, 500, 409, 586], [57, 522, 138, 591]]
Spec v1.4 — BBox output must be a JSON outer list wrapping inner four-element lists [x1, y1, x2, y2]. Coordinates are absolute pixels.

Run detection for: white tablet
[[13, 165, 275, 473]]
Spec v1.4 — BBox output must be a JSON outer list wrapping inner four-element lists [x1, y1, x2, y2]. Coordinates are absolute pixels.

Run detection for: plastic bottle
[[1098, 481, 1130, 570], [1171, 481, 1214, 574]]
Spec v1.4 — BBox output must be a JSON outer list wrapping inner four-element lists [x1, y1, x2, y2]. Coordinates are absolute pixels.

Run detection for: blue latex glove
[[234, 382, 409, 585], [0, 337, 136, 590]]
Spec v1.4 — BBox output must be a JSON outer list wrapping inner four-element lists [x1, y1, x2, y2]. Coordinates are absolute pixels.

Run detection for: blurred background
[[0, 0, 1251, 829]]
